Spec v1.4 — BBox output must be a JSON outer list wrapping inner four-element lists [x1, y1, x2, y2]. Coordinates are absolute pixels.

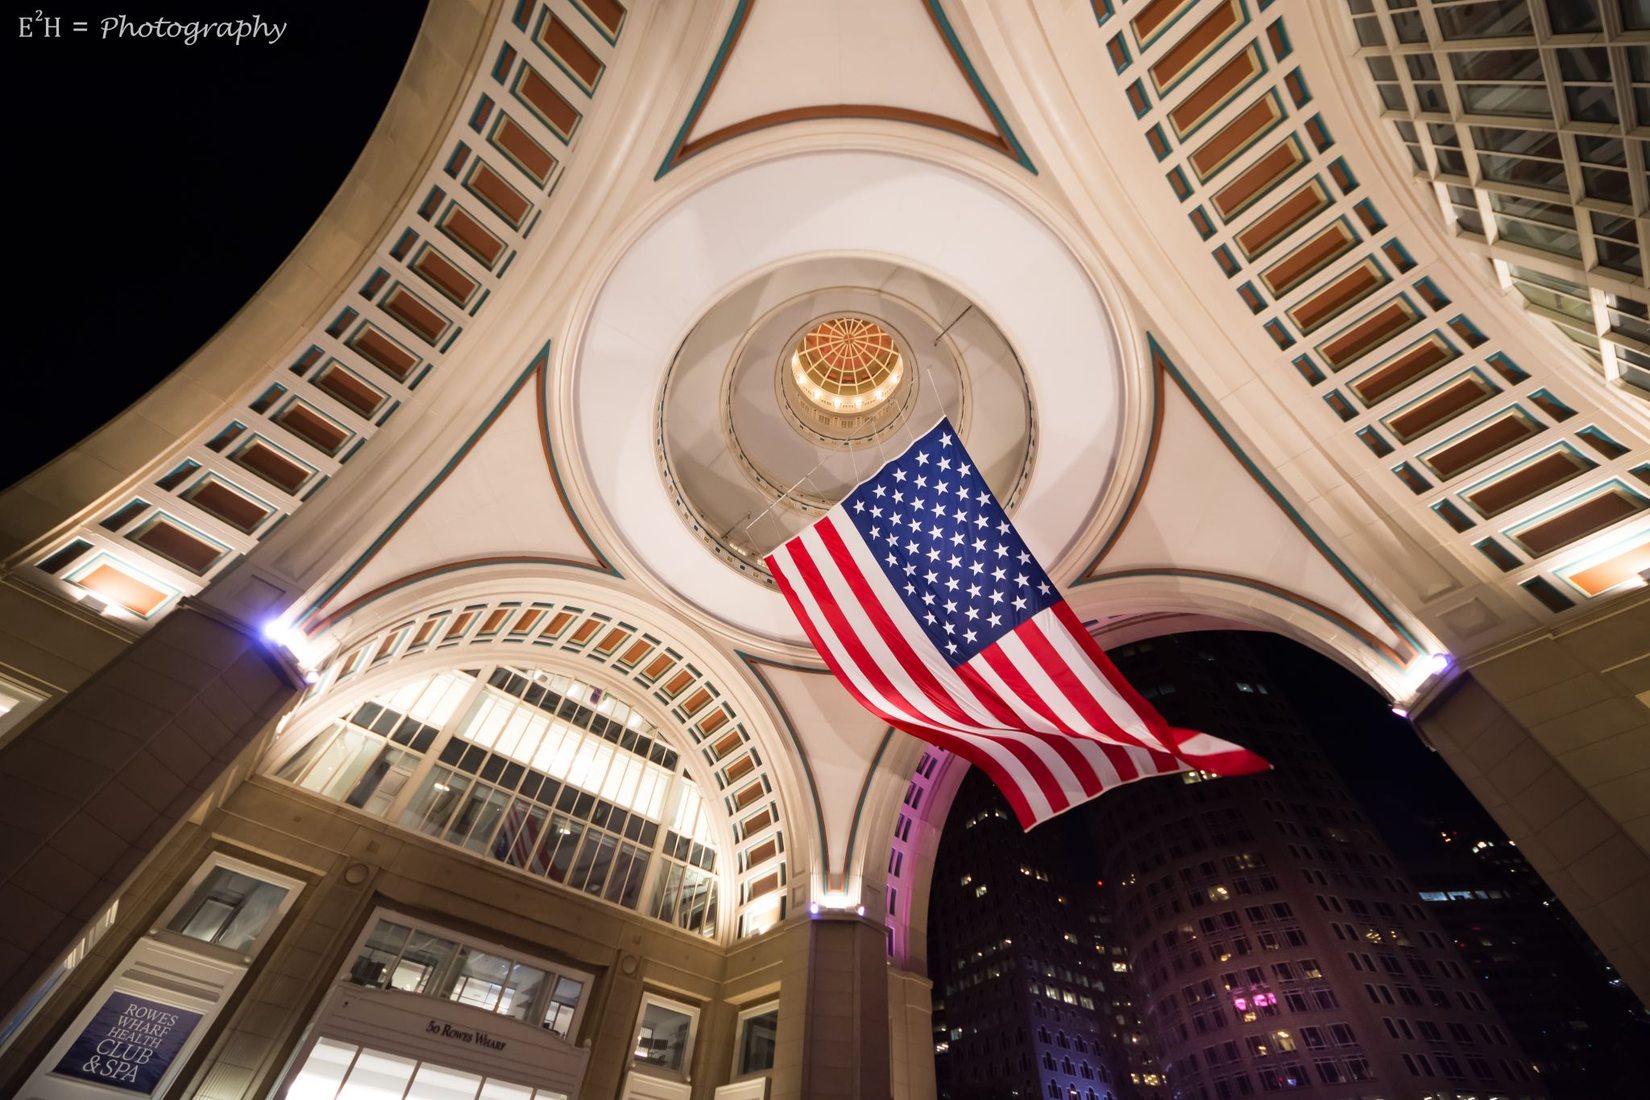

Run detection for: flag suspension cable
[[741, 451, 839, 536]]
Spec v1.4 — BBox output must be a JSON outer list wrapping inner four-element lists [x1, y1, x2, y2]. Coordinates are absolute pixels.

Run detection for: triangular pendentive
[[659, 0, 1033, 175]]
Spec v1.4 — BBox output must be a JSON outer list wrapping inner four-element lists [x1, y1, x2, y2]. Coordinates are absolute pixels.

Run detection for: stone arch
[[285, 571, 813, 943]]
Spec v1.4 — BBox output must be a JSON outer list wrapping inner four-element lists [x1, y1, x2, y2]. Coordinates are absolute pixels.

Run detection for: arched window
[[269, 665, 722, 935]]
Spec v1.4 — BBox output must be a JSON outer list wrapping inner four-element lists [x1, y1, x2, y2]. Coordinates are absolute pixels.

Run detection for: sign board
[[51, 994, 203, 1094]]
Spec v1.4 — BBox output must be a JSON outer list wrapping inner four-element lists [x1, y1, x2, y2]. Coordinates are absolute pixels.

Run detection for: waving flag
[[766, 419, 1269, 828]]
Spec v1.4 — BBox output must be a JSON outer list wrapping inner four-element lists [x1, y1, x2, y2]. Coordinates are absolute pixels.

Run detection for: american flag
[[766, 419, 1270, 828]]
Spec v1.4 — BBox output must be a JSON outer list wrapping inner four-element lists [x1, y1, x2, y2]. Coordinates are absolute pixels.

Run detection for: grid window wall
[[271, 665, 722, 937], [1346, 0, 1650, 398]]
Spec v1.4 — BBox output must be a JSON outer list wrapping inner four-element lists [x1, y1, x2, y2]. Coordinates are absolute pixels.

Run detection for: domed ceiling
[[657, 256, 1034, 586]]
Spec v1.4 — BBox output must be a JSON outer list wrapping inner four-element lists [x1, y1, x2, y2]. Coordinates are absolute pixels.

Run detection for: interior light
[[1425, 652, 1452, 676], [1390, 705, 1410, 719]]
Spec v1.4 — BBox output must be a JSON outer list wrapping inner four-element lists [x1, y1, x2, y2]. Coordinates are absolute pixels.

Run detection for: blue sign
[[52, 993, 203, 1094]]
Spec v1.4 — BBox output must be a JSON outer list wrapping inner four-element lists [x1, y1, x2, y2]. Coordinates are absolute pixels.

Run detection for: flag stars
[[853, 499, 865, 513], [922, 591, 935, 605], [938, 456, 951, 471], [916, 451, 930, 466], [873, 484, 885, 498], [948, 554, 962, 569], [963, 629, 977, 644], [973, 537, 986, 552], [1013, 596, 1028, 611], [894, 469, 907, 482], [945, 577, 959, 591], [967, 583, 982, 598], [994, 543, 1008, 558], [989, 590, 1003, 604], [1015, 572, 1029, 588], [969, 561, 985, 575], [939, 433, 952, 448], [915, 474, 927, 489], [992, 566, 1006, 582], [1037, 581, 1051, 595], [987, 613, 1002, 627]]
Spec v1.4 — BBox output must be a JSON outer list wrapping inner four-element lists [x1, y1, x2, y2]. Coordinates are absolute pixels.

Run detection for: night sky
[[2, 5, 1499, 850], [1, 2, 429, 490]]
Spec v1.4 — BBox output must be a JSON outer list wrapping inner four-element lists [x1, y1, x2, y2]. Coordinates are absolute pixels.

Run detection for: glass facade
[[271, 665, 722, 937], [285, 1038, 569, 1100], [1346, 0, 1650, 399]]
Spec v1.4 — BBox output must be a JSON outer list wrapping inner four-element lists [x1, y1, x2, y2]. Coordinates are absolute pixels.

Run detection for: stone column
[[800, 914, 892, 1100], [1414, 603, 1649, 1004], [886, 968, 936, 1100], [0, 602, 301, 1011]]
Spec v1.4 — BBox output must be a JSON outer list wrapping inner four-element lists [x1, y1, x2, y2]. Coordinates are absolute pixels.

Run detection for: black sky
[[2, 2, 429, 490]]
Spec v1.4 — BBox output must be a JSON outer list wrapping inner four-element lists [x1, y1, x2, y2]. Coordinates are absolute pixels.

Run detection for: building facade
[[929, 769, 1163, 1100], [1090, 633, 1545, 1099], [1, 2, 1646, 1099], [1411, 826, 1649, 1098]]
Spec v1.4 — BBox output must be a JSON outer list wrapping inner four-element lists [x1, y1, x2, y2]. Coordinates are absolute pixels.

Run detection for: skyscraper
[[1086, 632, 1545, 1099], [929, 768, 1165, 1100], [1408, 825, 1648, 1098]]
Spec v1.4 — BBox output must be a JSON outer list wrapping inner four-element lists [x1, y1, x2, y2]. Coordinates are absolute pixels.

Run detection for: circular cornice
[[557, 142, 1147, 648]]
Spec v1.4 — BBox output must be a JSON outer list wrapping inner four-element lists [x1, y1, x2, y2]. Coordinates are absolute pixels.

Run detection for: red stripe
[[1051, 602, 1180, 749], [796, 527, 1071, 815], [814, 521, 989, 731], [772, 546, 1040, 823], [814, 521, 1120, 813], [1017, 617, 1156, 751], [972, 643, 1074, 737]]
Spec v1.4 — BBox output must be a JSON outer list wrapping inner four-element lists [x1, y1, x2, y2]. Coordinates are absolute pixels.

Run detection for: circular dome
[[791, 316, 904, 413], [654, 256, 1035, 588]]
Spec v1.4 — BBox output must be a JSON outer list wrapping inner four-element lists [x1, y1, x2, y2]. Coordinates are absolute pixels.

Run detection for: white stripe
[[774, 528, 1057, 822], [995, 627, 1104, 735], [962, 647, 1072, 737], [1033, 609, 1165, 750]]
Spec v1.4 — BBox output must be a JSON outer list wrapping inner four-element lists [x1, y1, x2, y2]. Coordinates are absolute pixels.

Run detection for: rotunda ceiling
[[567, 149, 1133, 648], [656, 257, 1034, 586]]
